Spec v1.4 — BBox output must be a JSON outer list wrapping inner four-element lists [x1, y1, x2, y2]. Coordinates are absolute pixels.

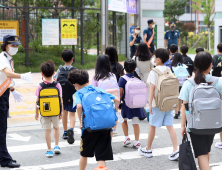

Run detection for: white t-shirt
[[0, 51, 14, 88], [147, 65, 172, 108]]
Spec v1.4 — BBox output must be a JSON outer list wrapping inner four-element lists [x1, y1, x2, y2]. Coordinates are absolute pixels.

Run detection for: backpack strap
[[58, 65, 66, 71], [187, 77, 196, 86], [151, 68, 163, 76], [209, 76, 219, 86], [122, 75, 131, 82], [40, 81, 58, 88]]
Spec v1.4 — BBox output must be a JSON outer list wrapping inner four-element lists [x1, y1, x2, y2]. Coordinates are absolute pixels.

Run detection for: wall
[[214, 0, 222, 54]]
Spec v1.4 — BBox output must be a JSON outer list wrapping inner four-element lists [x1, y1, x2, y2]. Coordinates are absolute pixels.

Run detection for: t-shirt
[[0, 51, 14, 88], [147, 65, 172, 107], [91, 72, 117, 87], [54, 65, 73, 80], [35, 81, 63, 97], [179, 75, 222, 132]]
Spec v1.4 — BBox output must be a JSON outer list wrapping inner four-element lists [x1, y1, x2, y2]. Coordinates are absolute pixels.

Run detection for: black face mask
[[171, 26, 175, 30]]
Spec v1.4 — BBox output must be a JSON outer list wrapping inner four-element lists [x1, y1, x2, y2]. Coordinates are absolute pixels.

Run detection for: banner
[[42, 19, 59, 45], [0, 21, 19, 43], [108, 0, 137, 14], [126, 0, 137, 14], [0, 78, 12, 97], [61, 19, 77, 45]]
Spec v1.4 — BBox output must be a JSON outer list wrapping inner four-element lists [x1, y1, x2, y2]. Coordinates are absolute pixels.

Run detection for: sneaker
[[215, 142, 222, 149], [113, 128, 118, 137], [67, 129, 75, 144], [174, 114, 179, 119], [123, 137, 131, 146], [133, 142, 141, 149], [54, 146, 61, 154], [62, 132, 68, 139], [138, 147, 153, 158], [45, 151, 54, 158], [168, 150, 179, 161]]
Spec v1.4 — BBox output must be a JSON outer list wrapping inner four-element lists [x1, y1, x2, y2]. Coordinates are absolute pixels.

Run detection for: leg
[[147, 125, 156, 150], [208, 152, 210, 162], [132, 124, 140, 141], [220, 132, 222, 142], [69, 112, 76, 129], [62, 110, 68, 131], [122, 120, 128, 136], [45, 129, 52, 150], [198, 154, 210, 170], [97, 161, 106, 167], [53, 127, 60, 146], [166, 126, 178, 152], [79, 156, 87, 170]]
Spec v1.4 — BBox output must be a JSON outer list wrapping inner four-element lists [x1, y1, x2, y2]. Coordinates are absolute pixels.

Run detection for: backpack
[[122, 75, 147, 108], [111, 63, 120, 82], [187, 77, 222, 135], [164, 59, 172, 68], [152, 67, 179, 112], [182, 55, 194, 76], [212, 54, 222, 77], [57, 66, 77, 104], [174, 64, 190, 86], [98, 74, 120, 99], [78, 86, 117, 132], [38, 82, 61, 117]]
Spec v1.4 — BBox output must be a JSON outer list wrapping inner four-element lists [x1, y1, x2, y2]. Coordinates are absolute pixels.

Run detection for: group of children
[[34, 43, 222, 170]]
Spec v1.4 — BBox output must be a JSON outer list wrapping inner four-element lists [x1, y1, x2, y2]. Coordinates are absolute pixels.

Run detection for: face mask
[[171, 26, 175, 30], [151, 58, 156, 66], [135, 30, 140, 34], [152, 24, 155, 28], [8, 47, 18, 56]]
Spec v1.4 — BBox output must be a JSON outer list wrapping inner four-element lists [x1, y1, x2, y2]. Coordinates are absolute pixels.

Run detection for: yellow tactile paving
[[16, 88, 36, 93], [10, 110, 35, 115], [8, 116, 36, 125]]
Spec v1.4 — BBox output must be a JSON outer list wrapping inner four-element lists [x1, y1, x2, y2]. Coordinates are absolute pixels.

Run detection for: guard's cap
[[169, 22, 176, 26], [147, 19, 156, 24], [135, 26, 140, 30], [3, 35, 21, 45]]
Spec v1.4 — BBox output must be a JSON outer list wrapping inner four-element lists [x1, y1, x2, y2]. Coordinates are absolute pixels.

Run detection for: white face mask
[[152, 24, 155, 28], [151, 57, 156, 66], [135, 30, 140, 34], [8, 47, 18, 56]]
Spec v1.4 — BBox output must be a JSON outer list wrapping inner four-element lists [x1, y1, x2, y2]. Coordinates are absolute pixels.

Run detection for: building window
[[185, 0, 191, 13]]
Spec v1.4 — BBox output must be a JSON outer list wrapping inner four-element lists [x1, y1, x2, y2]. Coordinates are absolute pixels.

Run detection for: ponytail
[[133, 71, 141, 80], [194, 69, 206, 84]]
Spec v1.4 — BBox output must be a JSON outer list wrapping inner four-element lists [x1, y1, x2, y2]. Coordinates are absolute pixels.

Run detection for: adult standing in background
[[0, 35, 32, 168], [164, 22, 180, 49], [143, 19, 156, 54], [129, 26, 143, 58]]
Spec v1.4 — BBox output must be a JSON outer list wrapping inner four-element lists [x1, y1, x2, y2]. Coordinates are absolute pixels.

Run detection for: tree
[[181, 22, 196, 44], [163, 0, 187, 22], [191, 0, 215, 52]]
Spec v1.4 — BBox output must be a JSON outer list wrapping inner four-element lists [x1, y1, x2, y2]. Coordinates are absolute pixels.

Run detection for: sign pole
[[101, 0, 106, 54], [72, 0, 75, 62], [80, 0, 84, 65]]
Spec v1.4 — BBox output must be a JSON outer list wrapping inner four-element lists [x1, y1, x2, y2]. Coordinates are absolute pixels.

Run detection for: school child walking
[[180, 52, 222, 170], [35, 60, 63, 158], [118, 59, 146, 148], [54, 49, 77, 144], [139, 48, 179, 160], [68, 69, 120, 170]]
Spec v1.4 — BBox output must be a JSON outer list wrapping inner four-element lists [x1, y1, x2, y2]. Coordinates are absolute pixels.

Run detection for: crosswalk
[[6, 121, 222, 170]]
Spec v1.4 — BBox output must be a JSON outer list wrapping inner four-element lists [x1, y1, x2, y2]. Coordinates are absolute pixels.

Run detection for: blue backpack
[[78, 86, 117, 132], [164, 59, 172, 68], [174, 63, 189, 86]]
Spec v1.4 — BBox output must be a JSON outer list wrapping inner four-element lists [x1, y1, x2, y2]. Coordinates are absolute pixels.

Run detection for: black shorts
[[189, 132, 215, 158], [80, 129, 113, 161]]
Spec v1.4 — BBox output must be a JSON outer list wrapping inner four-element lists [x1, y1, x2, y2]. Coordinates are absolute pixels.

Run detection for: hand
[[35, 113, 39, 121], [11, 90, 23, 103], [10, 86, 15, 92], [149, 104, 153, 114], [21, 72, 32, 83], [143, 33, 147, 40], [133, 33, 136, 39], [181, 127, 187, 137], [59, 112, 63, 119]]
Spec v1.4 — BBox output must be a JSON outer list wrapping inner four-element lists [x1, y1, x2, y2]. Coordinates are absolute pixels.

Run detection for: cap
[[169, 22, 176, 26], [3, 35, 21, 45], [147, 19, 156, 24], [135, 26, 140, 30]]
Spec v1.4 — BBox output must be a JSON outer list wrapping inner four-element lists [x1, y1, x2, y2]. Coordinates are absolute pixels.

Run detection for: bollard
[[94, 166, 108, 170]]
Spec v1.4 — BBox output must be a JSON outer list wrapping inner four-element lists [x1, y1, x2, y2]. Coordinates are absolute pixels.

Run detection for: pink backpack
[[98, 74, 120, 99], [122, 75, 147, 108]]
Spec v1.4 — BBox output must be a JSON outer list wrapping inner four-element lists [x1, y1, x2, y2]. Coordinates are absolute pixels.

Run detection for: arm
[[113, 97, 120, 111], [178, 39, 180, 47], [164, 39, 168, 49], [35, 97, 39, 121], [130, 35, 136, 46], [181, 101, 188, 136], [119, 88, 123, 100], [149, 83, 155, 114], [3, 67, 21, 79], [77, 103, 83, 129], [59, 97, 63, 119]]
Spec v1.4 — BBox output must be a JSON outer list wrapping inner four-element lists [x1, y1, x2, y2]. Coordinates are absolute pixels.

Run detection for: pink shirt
[[35, 81, 62, 97], [91, 73, 116, 87]]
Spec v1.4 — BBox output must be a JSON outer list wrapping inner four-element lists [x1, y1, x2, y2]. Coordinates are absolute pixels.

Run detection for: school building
[[214, 0, 222, 53]]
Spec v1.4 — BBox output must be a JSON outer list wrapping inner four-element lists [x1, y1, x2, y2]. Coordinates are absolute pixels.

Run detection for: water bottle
[[116, 112, 124, 123]]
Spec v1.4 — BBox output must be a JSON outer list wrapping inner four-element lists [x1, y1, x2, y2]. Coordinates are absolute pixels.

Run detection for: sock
[[64, 131, 67, 133], [134, 141, 139, 145], [70, 128, 74, 131], [178, 111, 181, 115], [125, 136, 129, 140]]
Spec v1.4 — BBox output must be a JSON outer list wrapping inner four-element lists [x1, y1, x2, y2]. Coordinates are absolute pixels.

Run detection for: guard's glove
[[21, 72, 32, 83], [12, 90, 23, 103]]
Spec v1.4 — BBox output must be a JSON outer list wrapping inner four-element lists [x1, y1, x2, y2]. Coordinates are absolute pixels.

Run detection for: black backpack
[[212, 54, 222, 77], [111, 63, 121, 82], [57, 66, 77, 104], [182, 55, 194, 76]]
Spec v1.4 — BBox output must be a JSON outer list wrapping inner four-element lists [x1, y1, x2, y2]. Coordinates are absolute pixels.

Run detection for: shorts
[[80, 129, 113, 161], [179, 86, 182, 93], [124, 117, 139, 124], [40, 116, 60, 129], [63, 104, 76, 112], [189, 132, 215, 158], [149, 107, 174, 127]]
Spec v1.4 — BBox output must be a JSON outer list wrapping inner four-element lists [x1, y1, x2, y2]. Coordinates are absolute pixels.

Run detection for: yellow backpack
[[38, 82, 61, 117]]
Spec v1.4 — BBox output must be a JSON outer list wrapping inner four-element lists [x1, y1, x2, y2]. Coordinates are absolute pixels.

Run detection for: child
[[35, 60, 63, 158], [68, 69, 120, 170], [180, 45, 194, 76], [196, 47, 204, 54], [212, 43, 222, 77], [91, 54, 120, 137], [54, 49, 76, 144], [118, 59, 146, 148], [164, 44, 178, 67], [139, 48, 179, 160], [179, 52, 222, 169]]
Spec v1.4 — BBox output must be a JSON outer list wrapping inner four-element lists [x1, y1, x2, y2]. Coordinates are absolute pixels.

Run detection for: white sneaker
[[123, 137, 131, 146], [168, 150, 179, 161], [113, 128, 118, 137], [133, 142, 141, 149], [138, 147, 153, 158], [215, 142, 222, 149]]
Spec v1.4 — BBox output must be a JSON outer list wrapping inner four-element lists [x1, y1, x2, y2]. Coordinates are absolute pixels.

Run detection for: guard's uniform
[[164, 30, 180, 49], [143, 27, 155, 53], [129, 34, 142, 58], [0, 51, 14, 167]]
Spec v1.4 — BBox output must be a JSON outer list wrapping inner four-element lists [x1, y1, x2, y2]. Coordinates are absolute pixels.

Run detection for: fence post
[[72, 0, 75, 62], [125, 13, 127, 58], [25, 4, 29, 67], [97, 13, 99, 56], [80, 0, 84, 65]]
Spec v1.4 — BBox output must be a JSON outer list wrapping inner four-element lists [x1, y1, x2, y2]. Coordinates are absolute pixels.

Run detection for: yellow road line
[[9, 110, 35, 115]]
